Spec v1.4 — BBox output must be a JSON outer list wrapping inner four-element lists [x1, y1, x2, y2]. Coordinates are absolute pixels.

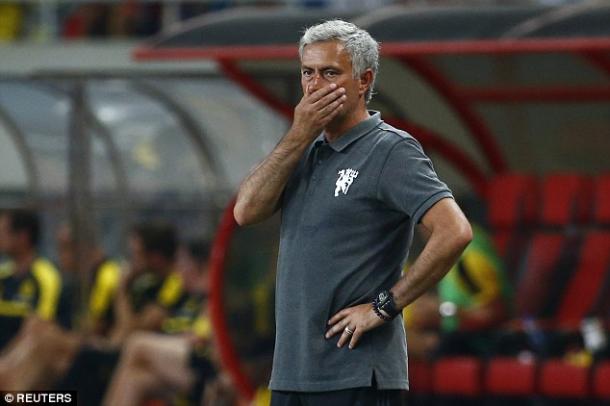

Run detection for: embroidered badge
[[334, 168, 359, 197]]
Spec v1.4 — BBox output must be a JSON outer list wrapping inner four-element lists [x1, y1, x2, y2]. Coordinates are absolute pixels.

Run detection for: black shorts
[[188, 348, 217, 403], [271, 387, 406, 406]]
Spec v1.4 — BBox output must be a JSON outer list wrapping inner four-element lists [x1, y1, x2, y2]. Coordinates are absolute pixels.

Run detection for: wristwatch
[[372, 290, 399, 321]]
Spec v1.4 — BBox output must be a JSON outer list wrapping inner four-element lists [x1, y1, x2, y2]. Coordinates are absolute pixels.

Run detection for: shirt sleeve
[[463, 250, 501, 306], [32, 260, 62, 320], [156, 272, 184, 310], [377, 138, 453, 223], [88, 261, 120, 319]]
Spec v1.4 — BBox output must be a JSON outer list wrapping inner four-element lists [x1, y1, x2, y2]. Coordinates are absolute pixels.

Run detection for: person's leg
[[35, 324, 82, 379], [201, 373, 236, 406], [56, 345, 121, 406], [0, 325, 41, 390], [301, 387, 405, 406], [126, 332, 195, 389], [187, 349, 218, 405], [103, 332, 194, 406], [0, 319, 81, 390], [104, 364, 160, 406]]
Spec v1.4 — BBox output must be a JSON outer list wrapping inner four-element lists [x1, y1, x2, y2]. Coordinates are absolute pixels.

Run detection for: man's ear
[[359, 69, 374, 98]]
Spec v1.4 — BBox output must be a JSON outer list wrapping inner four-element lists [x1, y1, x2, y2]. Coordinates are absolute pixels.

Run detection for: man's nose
[[308, 72, 323, 94]]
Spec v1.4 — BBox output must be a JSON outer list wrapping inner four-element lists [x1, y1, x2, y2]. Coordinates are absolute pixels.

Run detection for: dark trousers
[[55, 346, 121, 406], [271, 387, 406, 406]]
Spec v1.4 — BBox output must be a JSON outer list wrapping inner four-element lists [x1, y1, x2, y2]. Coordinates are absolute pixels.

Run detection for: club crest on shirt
[[335, 168, 359, 197]]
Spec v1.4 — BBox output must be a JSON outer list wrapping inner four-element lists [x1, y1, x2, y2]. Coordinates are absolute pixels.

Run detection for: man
[[55, 223, 121, 333], [0, 209, 62, 349], [107, 222, 183, 344], [0, 221, 120, 391], [439, 225, 510, 331], [0, 221, 183, 397], [233, 20, 472, 405], [56, 221, 186, 405], [405, 224, 511, 359], [103, 238, 222, 406]]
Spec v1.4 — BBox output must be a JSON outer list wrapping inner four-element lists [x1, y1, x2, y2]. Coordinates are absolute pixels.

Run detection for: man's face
[[0, 214, 15, 256], [177, 247, 204, 293], [300, 40, 364, 119], [56, 225, 76, 273], [128, 235, 147, 274]]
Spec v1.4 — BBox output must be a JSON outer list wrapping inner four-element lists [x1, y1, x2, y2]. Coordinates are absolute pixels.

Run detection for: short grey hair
[[299, 19, 380, 104]]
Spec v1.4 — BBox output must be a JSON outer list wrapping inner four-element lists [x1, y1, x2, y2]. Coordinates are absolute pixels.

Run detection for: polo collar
[[321, 111, 382, 152]]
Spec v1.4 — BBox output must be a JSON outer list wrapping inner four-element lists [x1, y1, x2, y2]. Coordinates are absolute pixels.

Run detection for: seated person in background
[[56, 221, 185, 405], [55, 223, 121, 334], [405, 224, 511, 358], [107, 221, 183, 345], [0, 221, 183, 395], [0, 209, 62, 350], [0, 221, 119, 390], [402, 291, 442, 360], [436, 223, 511, 356], [103, 238, 230, 406]]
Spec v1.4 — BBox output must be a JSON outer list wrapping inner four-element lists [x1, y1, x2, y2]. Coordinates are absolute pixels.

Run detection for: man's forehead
[[300, 41, 351, 65]]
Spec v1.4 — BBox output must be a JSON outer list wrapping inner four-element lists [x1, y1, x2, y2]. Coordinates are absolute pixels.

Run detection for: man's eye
[[325, 71, 337, 78], [302, 70, 312, 77]]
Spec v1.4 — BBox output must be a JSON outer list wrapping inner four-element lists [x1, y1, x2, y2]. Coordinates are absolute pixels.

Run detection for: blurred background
[[0, 0, 609, 405]]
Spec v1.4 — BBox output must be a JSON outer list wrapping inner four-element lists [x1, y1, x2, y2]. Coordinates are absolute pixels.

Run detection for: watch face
[[378, 291, 387, 301]]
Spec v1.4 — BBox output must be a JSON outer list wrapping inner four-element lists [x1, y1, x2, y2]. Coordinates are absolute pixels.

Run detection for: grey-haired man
[[234, 19, 472, 406]]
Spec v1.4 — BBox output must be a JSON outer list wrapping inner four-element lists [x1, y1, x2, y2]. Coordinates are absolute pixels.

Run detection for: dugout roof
[[135, 4, 610, 199]]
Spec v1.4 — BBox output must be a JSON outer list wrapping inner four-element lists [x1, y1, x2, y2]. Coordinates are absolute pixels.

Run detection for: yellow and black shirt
[[129, 269, 184, 314], [168, 292, 214, 406], [0, 258, 62, 347], [161, 291, 207, 336], [438, 225, 512, 332]]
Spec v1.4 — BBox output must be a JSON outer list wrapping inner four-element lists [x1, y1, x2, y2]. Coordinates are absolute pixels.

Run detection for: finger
[[349, 329, 364, 349], [325, 317, 347, 338], [308, 83, 338, 103], [313, 87, 346, 109], [328, 309, 349, 326], [318, 95, 346, 119], [325, 318, 349, 339], [337, 327, 352, 348], [318, 104, 344, 129]]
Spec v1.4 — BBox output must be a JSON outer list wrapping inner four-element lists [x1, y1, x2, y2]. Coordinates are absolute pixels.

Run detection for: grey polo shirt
[[269, 111, 453, 392]]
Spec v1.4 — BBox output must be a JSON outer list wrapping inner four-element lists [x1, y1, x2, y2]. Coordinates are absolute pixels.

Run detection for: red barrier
[[208, 198, 255, 400]]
